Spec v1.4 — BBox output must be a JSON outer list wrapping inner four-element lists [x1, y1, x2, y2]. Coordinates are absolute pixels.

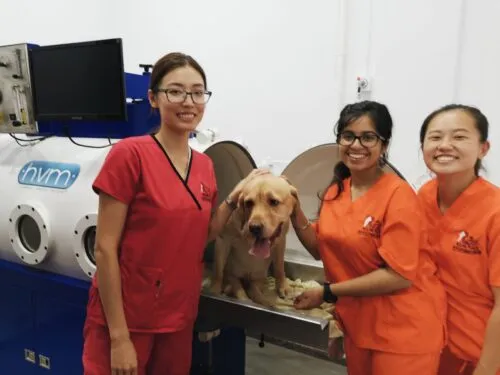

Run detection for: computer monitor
[[29, 38, 127, 122]]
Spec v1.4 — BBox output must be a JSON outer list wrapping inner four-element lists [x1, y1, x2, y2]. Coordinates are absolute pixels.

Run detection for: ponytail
[[331, 161, 351, 200], [317, 161, 351, 203]]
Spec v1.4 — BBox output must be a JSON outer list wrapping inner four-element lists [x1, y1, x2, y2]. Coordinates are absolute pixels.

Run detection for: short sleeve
[[92, 141, 141, 205], [377, 185, 421, 281], [487, 212, 500, 287]]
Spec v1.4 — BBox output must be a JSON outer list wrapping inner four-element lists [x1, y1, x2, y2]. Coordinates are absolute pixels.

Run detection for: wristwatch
[[225, 197, 237, 210], [323, 282, 338, 303]]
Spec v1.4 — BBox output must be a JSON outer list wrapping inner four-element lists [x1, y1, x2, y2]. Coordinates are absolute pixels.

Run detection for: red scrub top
[[418, 178, 500, 362], [85, 134, 218, 333], [313, 173, 446, 354]]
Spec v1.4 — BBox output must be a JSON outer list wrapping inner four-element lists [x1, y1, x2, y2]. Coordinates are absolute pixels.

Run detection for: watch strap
[[323, 282, 338, 303]]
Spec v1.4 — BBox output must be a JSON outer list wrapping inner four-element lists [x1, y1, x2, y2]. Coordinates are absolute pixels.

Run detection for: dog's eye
[[269, 198, 280, 206], [244, 200, 254, 208]]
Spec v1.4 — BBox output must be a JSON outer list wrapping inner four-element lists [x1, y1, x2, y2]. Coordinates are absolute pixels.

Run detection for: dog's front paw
[[209, 280, 223, 295], [260, 297, 276, 308], [234, 289, 250, 301], [276, 280, 292, 299]]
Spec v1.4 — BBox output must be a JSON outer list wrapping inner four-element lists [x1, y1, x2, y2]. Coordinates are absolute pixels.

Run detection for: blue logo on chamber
[[18, 161, 80, 189]]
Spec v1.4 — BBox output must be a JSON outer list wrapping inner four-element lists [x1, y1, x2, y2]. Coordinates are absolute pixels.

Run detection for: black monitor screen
[[29, 38, 127, 121]]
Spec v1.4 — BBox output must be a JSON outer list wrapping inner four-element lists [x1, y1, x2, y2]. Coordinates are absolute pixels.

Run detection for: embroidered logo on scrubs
[[200, 182, 212, 202], [453, 230, 481, 255], [358, 215, 382, 238]]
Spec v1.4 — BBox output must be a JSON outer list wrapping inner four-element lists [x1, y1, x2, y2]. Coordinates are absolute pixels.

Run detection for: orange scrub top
[[418, 177, 500, 362], [314, 173, 446, 354]]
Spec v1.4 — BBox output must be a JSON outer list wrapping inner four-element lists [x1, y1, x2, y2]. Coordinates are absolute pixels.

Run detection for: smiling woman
[[81, 51, 267, 375], [289, 101, 447, 375], [417, 104, 500, 375]]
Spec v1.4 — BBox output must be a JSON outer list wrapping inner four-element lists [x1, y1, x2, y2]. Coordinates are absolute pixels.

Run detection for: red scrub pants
[[82, 321, 194, 375], [343, 336, 441, 375]]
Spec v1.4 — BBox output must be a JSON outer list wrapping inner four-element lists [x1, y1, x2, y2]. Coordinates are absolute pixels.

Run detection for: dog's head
[[236, 174, 298, 259]]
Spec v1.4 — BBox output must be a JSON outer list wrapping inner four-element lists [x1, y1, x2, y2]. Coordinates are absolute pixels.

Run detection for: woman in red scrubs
[[417, 104, 500, 375], [82, 52, 266, 375], [291, 101, 446, 374]]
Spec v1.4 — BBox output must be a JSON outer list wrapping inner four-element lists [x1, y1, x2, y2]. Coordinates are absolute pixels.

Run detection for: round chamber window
[[73, 213, 98, 278], [84, 226, 96, 265], [17, 214, 42, 253]]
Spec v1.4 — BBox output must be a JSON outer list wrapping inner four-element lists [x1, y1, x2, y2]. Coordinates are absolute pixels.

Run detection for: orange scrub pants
[[438, 346, 500, 375], [82, 321, 194, 375], [343, 336, 441, 375]]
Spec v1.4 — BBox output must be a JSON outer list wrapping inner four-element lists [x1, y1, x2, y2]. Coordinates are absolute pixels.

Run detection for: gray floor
[[245, 338, 347, 375]]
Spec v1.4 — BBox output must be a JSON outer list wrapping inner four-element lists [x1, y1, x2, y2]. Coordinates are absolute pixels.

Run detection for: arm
[[207, 197, 237, 243], [91, 141, 141, 343], [475, 288, 500, 374], [94, 193, 130, 342], [291, 206, 320, 260], [329, 267, 411, 297], [475, 210, 500, 374]]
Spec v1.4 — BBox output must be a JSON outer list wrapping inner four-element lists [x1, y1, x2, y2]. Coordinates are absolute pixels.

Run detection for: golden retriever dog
[[209, 174, 297, 307]]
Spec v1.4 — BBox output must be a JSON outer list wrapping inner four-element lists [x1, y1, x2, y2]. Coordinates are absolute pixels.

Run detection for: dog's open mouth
[[248, 223, 283, 259]]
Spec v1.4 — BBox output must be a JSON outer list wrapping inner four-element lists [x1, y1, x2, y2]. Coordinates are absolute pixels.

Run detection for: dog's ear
[[289, 185, 298, 201]]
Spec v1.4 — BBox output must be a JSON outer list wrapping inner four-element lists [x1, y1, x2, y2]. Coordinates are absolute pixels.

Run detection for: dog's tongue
[[249, 239, 271, 259]]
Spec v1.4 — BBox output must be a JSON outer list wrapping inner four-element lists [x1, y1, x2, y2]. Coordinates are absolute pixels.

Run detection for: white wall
[[1, 0, 499, 186]]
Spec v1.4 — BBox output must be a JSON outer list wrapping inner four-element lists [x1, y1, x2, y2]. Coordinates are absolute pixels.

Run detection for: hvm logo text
[[18, 161, 80, 189]]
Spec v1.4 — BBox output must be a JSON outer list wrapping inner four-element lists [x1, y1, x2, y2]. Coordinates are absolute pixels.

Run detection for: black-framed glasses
[[338, 131, 385, 148], [157, 88, 212, 104]]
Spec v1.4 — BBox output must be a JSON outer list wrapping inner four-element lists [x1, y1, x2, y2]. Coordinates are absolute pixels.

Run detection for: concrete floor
[[245, 338, 347, 375]]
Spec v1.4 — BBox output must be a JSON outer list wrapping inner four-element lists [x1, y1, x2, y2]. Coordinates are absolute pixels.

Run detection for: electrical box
[[0, 43, 38, 134]]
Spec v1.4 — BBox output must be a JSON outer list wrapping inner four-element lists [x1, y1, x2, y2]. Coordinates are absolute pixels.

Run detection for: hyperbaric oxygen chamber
[[0, 131, 256, 281], [0, 133, 406, 282]]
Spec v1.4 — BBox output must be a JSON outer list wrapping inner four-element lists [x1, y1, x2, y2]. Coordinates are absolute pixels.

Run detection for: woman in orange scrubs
[[417, 104, 500, 375], [82, 52, 266, 375], [291, 101, 446, 374]]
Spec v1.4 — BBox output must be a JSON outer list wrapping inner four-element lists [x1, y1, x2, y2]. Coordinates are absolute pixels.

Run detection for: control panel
[[0, 43, 38, 134]]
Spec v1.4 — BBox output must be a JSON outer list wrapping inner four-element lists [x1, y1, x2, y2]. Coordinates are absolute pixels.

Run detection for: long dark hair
[[419, 104, 489, 176], [320, 101, 394, 202]]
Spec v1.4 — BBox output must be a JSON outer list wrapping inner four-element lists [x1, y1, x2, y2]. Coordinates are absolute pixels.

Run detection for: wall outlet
[[357, 76, 372, 92]]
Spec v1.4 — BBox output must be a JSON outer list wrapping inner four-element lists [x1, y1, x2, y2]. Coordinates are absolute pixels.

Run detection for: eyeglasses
[[338, 131, 385, 148], [157, 88, 212, 104]]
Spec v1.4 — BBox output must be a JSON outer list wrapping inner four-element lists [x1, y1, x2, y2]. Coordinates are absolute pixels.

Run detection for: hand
[[228, 168, 271, 203], [293, 287, 324, 310], [110, 336, 138, 375]]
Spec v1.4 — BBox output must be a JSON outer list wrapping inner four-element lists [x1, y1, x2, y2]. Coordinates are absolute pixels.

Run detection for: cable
[[9, 133, 53, 146], [63, 126, 116, 149]]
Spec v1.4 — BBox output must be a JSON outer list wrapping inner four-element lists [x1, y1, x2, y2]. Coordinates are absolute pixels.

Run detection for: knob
[[258, 334, 265, 348]]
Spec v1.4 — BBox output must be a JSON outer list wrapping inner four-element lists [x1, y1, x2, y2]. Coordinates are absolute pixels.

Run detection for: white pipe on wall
[[333, 0, 348, 115], [452, 0, 467, 102]]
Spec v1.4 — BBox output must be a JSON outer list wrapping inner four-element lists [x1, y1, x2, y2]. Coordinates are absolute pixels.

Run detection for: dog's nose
[[249, 224, 263, 238]]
